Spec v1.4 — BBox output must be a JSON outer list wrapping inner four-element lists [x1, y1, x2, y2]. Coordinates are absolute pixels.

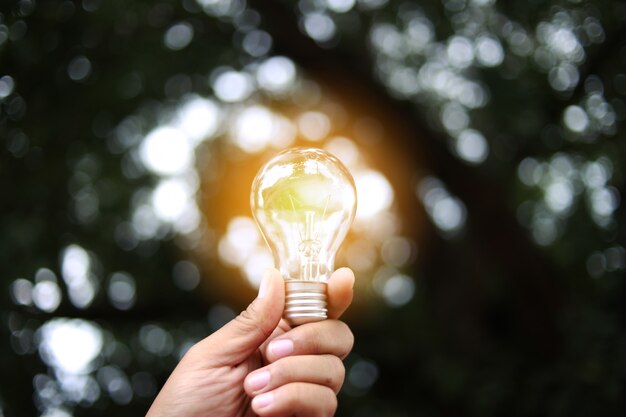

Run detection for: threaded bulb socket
[[284, 280, 327, 326]]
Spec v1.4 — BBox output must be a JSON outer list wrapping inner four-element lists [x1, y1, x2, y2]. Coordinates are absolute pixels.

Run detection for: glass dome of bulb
[[251, 147, 357, 324]]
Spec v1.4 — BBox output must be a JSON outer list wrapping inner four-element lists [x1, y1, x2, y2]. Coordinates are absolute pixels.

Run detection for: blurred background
[[2, 0, 626, 415]]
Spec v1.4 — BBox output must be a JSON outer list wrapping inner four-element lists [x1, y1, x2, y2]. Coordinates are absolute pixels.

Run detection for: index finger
[[327, 267, 354, 319], [256, 268, 354, 358]]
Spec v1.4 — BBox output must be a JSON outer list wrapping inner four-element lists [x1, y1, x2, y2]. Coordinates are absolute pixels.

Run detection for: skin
[[146, 267, 355, 417]]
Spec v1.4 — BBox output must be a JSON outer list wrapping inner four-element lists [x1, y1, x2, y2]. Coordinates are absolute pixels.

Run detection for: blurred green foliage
[[2, 0, 626, 416]]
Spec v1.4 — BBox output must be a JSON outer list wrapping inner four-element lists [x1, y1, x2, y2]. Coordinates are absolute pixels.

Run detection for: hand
[[146, 267, 355, 417]]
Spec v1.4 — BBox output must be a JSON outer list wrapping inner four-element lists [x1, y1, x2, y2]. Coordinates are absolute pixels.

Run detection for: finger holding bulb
[[255, 266, 356, 353], [251, 382, 338, 417], [245, 267, 355, 417], [261, 267, 356, 363], [246, 329, 348, 416], [325, 267, 355, 319], [244, 354, 346, 395], [245, 349, 345, 416], [264, 320, 354, 363]]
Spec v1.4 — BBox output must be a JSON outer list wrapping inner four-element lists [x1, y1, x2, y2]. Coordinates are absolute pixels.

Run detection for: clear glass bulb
[[251, 147, 357, 326]]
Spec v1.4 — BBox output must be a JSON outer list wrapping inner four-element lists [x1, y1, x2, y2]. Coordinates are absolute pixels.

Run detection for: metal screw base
[[284, 280, 328, 326]]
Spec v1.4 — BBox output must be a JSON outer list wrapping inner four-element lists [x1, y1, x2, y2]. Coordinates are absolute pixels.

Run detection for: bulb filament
[[299, 211, 321, 280], [288, 192, 333, 281]]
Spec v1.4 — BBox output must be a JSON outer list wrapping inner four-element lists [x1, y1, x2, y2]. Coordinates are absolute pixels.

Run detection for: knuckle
[[282, 385, 300, 410], [234, 303, 270, 339], [309, 325, 325, 349], [236, 303, 257, 327], [324, 356, 345, 392], [323, 387, 338, 416], [283, 384, 337, 416], [301, 385, 336, 417], [336, 321, 354, 357], [345, 325, 355, 351], [323, 374, 335, 388], [335, 358, 346, 388], [270, 361, 287, 385]]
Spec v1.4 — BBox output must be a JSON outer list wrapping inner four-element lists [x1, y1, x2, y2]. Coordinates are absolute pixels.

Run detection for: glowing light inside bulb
[[251, 148, 357, 284], [259, 164, 294, 191]]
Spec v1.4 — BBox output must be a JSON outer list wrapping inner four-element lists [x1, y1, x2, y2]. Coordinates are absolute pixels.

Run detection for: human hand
[[145, 267, 355, 417]]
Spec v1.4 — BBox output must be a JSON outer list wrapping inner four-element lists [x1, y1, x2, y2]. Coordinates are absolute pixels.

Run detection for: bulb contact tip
[[284, 281, 327, 326]]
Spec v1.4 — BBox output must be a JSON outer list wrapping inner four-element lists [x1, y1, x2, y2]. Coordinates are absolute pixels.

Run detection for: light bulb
[[251, 147, 357, 326]]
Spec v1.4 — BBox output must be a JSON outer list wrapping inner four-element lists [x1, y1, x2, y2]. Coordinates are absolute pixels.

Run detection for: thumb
[[200, 268, 284, 365]]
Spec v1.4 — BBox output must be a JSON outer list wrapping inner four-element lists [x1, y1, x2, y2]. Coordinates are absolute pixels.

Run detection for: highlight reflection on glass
[[251, 148, 357, 325]]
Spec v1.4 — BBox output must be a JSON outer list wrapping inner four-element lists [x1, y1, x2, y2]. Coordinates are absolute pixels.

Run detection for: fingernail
[[268, 339, 294, 359], [247, 371, 270, 392], [257, 272, 270, 299], [252, 392, 274, 409]]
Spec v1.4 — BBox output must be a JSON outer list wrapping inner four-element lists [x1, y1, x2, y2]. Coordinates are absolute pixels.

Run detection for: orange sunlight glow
[[130, 55, 429, 315]]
